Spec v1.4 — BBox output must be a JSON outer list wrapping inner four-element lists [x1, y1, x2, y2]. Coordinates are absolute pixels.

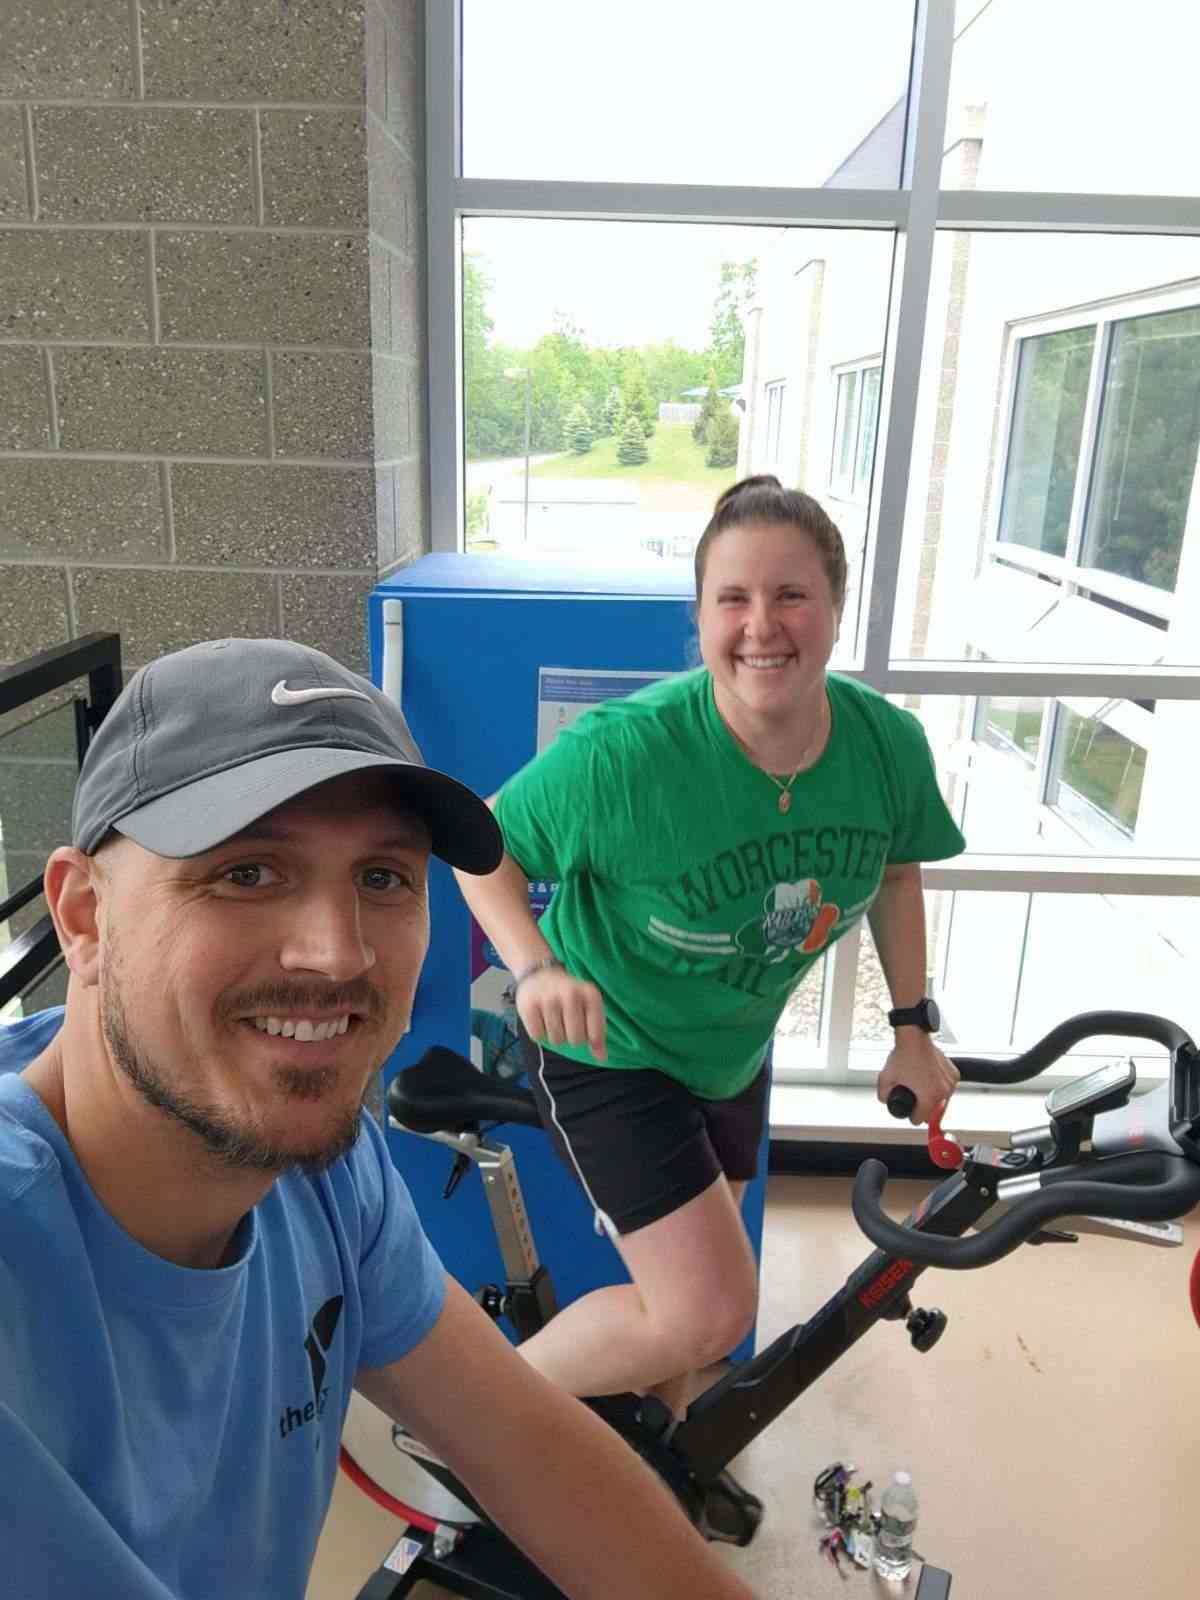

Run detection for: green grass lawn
[[530, 424, 737, 510]]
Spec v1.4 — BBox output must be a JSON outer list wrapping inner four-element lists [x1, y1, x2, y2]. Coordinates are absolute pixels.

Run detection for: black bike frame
[[361, 1150, 1004, 1598], [673, 1157, 1001, 1480]]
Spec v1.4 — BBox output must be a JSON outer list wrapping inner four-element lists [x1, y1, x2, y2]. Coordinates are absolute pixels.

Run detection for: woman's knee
[[651, 1274, 758, 1370]]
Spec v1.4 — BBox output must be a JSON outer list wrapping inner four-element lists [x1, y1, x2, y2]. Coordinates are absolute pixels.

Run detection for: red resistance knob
[[927, 1099, 964, 1170], [1190, 1246, 1200, 1332]]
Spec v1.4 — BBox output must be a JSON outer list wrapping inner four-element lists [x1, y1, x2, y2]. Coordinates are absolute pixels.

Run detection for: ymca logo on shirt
[[279, 1295, 344, 1446]]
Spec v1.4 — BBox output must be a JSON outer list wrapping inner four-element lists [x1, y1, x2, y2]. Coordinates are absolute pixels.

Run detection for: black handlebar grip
[[887, 1086, 917, 1120]]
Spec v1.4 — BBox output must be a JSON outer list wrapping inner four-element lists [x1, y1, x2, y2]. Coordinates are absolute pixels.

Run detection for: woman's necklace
[[762, 699, 829, 814]]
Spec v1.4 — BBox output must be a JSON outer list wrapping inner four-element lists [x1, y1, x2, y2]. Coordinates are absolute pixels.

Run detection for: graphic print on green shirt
[[495, 670, 965, 1098]]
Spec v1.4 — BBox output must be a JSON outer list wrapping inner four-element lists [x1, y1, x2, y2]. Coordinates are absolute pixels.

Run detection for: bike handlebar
[[949, 1009, 1193, 1082], [884, 1009, 1193, 1122], [860, 1010, 1200, 1267], [852, 1152, 1200, 1269]]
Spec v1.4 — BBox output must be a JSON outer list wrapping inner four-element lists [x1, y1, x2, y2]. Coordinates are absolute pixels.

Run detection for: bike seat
[[387, 1046, 543, 1134]]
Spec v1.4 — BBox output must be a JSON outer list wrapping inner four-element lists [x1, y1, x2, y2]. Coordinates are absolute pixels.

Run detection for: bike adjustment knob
[[906, 1306, 948, 1352]]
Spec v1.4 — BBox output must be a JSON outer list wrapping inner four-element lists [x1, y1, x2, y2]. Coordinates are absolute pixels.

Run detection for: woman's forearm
[[867, 862, 930, 1007], [453, 843, 555, 978]]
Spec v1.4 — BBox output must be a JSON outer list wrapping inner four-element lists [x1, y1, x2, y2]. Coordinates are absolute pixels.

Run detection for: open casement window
[[990, 294, 1200, 628]]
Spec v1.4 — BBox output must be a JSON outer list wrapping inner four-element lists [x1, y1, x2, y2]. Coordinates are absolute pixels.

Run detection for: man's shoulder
[[0, 1076, 60, 1203], [0, 1007, 65, 1075], [0, 1010, 67, 1206]]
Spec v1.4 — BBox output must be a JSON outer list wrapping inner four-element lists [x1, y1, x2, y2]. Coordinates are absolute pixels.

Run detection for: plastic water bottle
[[874, 1470, 918, 1580]]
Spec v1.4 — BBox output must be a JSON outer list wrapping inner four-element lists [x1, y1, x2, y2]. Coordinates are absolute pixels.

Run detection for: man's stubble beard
[[99, 960, 368, 1179]]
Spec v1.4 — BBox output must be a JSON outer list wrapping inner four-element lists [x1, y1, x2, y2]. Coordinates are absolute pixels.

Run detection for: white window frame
[[829, 358, 883, 503], [970, 684, 1152, 851], [983, 279, 1200, 623], [426, 0, 1200, 1094]]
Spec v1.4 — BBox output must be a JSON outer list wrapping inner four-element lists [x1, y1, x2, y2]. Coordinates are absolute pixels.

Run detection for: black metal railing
[[0, 633, 123, 1012]]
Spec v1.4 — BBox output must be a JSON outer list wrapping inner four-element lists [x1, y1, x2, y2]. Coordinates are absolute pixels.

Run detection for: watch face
[[923, 997, 941, 1033]]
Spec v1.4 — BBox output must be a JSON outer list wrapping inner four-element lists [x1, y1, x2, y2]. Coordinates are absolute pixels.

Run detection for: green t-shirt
[[494, 670, 965, 1097]]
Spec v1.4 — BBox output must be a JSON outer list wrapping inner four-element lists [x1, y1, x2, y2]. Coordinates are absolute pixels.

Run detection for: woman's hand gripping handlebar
[[857, 1011, 1200, 1270], [886, 1086, 964, 1170]]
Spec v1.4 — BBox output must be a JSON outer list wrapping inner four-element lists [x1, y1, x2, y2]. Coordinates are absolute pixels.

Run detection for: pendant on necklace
[[778, 790, 792, 815]]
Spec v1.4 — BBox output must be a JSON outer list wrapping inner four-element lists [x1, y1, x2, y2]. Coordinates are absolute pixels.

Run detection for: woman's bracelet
[[513, 956, 563, 992]]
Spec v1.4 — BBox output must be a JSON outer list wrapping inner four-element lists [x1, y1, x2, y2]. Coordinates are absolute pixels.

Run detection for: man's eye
[[360, 866, 410, 893], [223, 864, 278, 889]]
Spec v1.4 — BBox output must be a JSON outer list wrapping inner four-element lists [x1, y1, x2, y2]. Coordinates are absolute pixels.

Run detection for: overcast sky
[[461, 0, 916, 349]]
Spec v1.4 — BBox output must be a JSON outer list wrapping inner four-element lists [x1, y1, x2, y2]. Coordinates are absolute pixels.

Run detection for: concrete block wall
[[0, 0, 428, 991]]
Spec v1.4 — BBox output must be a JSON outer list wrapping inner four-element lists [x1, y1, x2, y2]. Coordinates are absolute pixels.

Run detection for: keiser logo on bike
[[858, 1259, 914, 1310], [279, 1295, 344, 1444]]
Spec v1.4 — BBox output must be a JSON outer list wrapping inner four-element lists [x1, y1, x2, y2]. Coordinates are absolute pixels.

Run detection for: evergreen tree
[[693, 369, 723, 444], [566, 404, 594, 455], [705, 406, 740, 468], [617, 414, 649, 466], [621, 363, 656, 438], [602, 385, 625, 437]]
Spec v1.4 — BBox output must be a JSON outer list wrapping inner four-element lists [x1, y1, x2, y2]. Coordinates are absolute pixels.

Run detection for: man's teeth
[[252, 1015, 351, 1040], [741, 655, 791, 668]]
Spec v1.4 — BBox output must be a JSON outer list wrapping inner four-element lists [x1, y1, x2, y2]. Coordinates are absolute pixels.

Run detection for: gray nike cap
[[71, 637, 503, 874]]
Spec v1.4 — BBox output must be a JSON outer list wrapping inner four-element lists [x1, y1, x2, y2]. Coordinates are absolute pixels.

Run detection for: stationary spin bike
[[345, 1010, 1200, 1599]]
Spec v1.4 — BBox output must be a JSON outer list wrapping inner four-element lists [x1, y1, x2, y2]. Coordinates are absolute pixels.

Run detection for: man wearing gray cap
[[0, 639, 757, 1600]]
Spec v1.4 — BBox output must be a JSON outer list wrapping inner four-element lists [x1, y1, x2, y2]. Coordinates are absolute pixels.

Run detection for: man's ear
[[44, 847, 104, 987]]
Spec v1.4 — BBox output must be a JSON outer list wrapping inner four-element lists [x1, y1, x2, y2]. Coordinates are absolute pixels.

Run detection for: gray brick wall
[[0, 0, 428, 958]]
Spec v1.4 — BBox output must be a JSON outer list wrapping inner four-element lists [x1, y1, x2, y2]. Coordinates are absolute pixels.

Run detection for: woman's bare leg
[[517, 1176, 756, 1398]]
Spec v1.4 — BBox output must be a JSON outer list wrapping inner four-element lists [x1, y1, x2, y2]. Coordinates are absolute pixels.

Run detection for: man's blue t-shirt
[[0, 1011, 447, 1599]]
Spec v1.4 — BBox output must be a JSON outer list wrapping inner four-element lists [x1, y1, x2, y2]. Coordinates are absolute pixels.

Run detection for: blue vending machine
[[368, 554, 768, 1357]]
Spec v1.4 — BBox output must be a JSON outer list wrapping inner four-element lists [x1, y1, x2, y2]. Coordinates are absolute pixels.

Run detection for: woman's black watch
[[887, 996, 941, 1033]]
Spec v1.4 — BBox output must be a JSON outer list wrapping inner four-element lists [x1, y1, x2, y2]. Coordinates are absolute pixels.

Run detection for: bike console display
[[1045, 1058, 1136, 1123]]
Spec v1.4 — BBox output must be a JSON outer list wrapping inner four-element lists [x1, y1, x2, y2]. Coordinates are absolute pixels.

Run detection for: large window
[[431, 0, 1200, 1085], [459, 218, 773, 563], [459, 218, 891, 568], [461, 1, 915, 189]]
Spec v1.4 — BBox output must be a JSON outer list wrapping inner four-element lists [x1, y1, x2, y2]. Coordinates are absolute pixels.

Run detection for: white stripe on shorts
[[532, 1039, 621, 1246]]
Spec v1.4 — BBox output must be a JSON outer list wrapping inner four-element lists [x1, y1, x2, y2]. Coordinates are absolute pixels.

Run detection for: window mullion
[[860, 0, 956, 686], [823, 919, 862, 1079], [984, 330, 1023, 555], [1062, 321, 1112, 574], [426, 0, 464, 553]]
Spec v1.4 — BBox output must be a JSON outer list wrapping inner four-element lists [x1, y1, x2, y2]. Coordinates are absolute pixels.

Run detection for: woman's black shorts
[[521, 1031, 770, 1238]]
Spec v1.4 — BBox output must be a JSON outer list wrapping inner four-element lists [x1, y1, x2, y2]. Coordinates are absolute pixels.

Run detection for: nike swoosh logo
[[270, 680, 372, 707]]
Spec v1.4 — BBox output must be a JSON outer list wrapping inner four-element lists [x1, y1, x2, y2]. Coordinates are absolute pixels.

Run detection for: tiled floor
[[308, 1173, 1200, 1599]]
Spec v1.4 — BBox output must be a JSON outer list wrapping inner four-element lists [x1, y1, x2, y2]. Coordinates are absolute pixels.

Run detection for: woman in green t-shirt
[[454, 475, 965, 1453]]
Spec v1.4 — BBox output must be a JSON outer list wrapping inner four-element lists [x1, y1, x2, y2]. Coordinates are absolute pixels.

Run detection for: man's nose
[[278, 887, 376, 980]]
